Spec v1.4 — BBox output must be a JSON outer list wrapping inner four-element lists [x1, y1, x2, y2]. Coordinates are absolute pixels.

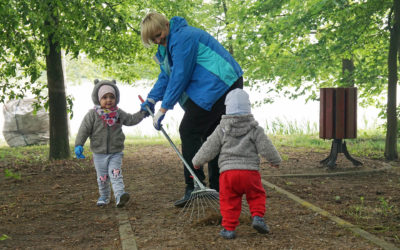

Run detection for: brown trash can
[[320, 87, 357, 139], [319, 87, 362, 168]]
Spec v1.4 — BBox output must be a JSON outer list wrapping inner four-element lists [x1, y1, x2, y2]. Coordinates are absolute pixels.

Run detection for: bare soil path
[[1, 144, 399, 249]]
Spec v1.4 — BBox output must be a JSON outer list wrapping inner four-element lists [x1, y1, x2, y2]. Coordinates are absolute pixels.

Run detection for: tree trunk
[[342, 58, 355, 87], [221, 0, 234, 55], [46, 34, 70, 160], [385, 0, 399, 160]]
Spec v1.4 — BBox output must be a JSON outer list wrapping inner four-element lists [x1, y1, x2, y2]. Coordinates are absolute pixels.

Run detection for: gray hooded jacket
[[192, 114, 281, 173], [75, 80, 145, 154]]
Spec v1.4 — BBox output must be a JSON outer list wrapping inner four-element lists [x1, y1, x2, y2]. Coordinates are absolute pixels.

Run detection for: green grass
[[0, 119, 393, 163], [0, 144, 49, 164], [1, 128, 392, 184], [124, 134, 181, 146], [264, 118, 391, 159], [265, 118, 319, 135], [268, 132, 390, 159]]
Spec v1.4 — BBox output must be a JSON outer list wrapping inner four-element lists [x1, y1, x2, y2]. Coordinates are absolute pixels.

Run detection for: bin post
[[319, 88, 362, 168]]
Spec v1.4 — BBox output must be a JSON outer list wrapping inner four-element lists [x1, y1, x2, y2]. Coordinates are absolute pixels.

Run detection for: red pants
[[219, 170, 266, 231]]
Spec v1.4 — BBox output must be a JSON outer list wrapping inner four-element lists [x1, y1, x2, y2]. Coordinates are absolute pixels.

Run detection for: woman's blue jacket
[[146, 16, 243, 111]]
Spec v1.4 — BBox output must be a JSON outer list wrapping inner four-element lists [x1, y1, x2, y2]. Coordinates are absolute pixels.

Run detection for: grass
[[0, 144, 49, 164], [124, 134, 181, 146], [345, 195, 399, 225], [0, 117, 394, 163], [265, 119, 391, 159]]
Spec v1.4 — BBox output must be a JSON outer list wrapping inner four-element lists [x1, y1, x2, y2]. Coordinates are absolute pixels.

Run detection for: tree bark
[[385, 0, 399, 160], [46, 33, 70, 160], [221, 0, 234, 55], [342, 58, 355, 87]]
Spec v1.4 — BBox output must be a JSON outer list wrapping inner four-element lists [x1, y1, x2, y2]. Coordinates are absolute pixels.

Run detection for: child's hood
[[220, 114, 258, 137], [91, 79, 120, 106]]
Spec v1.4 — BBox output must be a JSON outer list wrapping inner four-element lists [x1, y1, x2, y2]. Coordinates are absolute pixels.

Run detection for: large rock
[[2, 99, 49, 147]]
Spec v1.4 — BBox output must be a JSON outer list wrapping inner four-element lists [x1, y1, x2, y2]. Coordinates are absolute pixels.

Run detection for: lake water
[[0, 80, 383, 144]]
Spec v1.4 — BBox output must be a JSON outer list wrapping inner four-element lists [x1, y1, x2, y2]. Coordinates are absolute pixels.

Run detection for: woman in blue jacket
[[140, 12, 243, 207]]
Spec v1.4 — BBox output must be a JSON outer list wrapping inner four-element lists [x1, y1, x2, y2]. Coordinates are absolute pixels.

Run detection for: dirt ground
[[1, 143, 399, 249]]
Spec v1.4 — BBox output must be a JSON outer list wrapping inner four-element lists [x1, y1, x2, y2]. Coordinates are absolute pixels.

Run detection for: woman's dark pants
[[178, 77, 243, 199]]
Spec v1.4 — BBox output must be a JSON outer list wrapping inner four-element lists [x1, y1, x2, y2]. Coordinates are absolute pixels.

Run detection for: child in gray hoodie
[[75, 79, 149, 208], [192, 88, 282, 239]]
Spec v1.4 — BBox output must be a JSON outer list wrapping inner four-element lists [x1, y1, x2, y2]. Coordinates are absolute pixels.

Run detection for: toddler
[[192, 88, 282, 239], [75, 79, 148, 207]]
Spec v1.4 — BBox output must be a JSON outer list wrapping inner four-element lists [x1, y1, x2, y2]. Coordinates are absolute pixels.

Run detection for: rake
[[139, 95, 220, 222]]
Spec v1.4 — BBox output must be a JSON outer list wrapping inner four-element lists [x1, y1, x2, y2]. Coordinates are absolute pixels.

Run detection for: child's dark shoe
[[116, 192, 130, 208], [219, 229, 236, 239], [252, 216, 270, 234]]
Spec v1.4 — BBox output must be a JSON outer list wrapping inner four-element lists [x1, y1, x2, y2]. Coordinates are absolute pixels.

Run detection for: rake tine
[[179, 194, 195, 220], [196, 194, 202, 219], [196, 194, 205, 219], [183, 199, 194, 222], [202, 194, 219, 211], [177, 188, 221, 223], [188, 194, 198, 221], [205, 192, 220, 207]]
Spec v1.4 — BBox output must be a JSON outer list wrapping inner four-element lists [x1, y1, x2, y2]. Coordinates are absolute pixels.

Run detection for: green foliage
[[0, 0, 208, 102], [0, 0, 203, 159], [4, 169, 21, 180], [1, 0, 394, 107], [207, 0, 392, 108], [65, 55, 110, 84], [0, 0, 398, 159], [378, 197, 395, 216], [0, 234, 10, 241]]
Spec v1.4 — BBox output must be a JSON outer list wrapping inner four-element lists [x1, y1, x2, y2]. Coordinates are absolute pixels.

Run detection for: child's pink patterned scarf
[[94, 106, 119, 126]]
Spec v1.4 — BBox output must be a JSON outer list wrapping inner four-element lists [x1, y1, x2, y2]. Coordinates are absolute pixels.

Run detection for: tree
[[0, 0, 205, 159], [3, 0, 397, 160], [213, 0, 397, 160], [45, 7, 70, 159], [385, 0, 400, 160], [0, 0, 145, 159]]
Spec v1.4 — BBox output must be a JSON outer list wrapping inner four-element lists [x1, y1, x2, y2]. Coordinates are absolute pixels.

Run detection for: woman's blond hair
[[141, 12, 169, 47]]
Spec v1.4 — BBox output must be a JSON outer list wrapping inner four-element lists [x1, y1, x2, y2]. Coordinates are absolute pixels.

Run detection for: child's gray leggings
[[93, 152, 125, 200]]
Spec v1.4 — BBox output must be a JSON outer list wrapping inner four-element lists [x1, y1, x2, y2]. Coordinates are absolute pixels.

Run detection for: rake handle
[[138, 95, 206, 190]]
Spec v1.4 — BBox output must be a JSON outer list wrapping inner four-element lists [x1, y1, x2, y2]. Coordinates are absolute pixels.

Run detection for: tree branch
[[103, 1, 140, 35]]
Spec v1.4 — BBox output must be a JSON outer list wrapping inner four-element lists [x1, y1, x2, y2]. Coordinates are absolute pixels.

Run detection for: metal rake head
[[178, 188, 221, 224]]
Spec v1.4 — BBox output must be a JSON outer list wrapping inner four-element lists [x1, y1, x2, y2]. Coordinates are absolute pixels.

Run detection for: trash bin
[[319, 88, 362, 168]]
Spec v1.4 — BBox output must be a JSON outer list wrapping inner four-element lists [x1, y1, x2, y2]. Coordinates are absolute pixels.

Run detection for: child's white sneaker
[[96, 196, 110, 207]]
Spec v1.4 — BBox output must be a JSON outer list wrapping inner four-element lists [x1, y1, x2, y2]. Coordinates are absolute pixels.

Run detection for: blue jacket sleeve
[[147, 68, 169, 102], [161, 35, 197, 110]]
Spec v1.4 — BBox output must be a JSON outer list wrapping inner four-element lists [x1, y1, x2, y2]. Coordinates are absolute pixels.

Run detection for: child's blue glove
[[153, 110, 165, 130], [140, 98, 156, 116], [74, 145, 85, 159]]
